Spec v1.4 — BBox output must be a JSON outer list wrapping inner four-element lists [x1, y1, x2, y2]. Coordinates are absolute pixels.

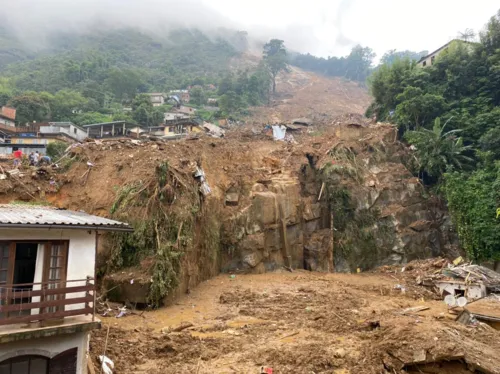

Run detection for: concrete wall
[[0, 145, 47, 155], [0, 118, 14, 127], [40, 125, 87, 142], [0, 331, 90, 374], [0, 228, 96, 311], [164, 125, 201, 137]]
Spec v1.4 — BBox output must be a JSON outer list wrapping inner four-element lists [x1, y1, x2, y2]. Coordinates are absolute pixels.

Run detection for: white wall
[[0, 331, 90, 374], [0, 118, 14, 127], [40, 125, 87, 142], [0, 228, 96, 311]]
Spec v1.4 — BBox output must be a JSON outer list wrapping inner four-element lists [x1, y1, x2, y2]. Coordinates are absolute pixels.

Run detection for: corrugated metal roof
[[0, 205, 133, 232]]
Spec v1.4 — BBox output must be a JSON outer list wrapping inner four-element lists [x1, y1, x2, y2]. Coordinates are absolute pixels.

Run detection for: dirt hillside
[[0, 69, 492, 373]]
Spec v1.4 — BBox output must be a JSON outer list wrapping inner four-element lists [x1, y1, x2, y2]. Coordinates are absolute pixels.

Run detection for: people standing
[[13, 149, 22, 168], [33, 151, 40, 166], [29, 152, 35, 166]]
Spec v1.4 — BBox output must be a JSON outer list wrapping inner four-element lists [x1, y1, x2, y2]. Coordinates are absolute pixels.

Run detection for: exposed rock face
[[222, 124, 459, 274], [221, 174, 312, 272]]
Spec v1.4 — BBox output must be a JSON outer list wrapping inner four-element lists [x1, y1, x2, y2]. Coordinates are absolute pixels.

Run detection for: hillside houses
[[0, 121, 88, 155], [147, 93, 165, 107]]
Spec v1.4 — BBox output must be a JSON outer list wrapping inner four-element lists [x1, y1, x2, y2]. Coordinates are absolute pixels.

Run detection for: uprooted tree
[[107, 161, 222, 307]]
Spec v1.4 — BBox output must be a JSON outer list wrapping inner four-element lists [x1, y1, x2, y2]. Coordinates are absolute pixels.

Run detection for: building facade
[[0, 205, 132, 374], [40, 123, 88, 142], [417, 39, 474, 67], [148, 93, 165, 107], [0, 107, 16, 128]]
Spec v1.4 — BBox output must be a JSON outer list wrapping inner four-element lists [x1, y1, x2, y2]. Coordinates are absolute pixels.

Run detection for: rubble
[[203, 122, 225, 138]]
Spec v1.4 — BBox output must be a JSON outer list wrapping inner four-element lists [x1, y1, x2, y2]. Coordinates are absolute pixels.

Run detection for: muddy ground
[[90, 269, 500, 373]]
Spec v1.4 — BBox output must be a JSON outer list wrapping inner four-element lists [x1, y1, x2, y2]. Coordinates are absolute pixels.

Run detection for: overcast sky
[[2, 0, 499, 59], [205, 0, 500, 58]]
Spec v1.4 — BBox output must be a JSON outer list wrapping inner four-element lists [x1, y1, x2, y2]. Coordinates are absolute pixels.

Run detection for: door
[[11, 243, 39, 316], [42, 242, 69, 314]]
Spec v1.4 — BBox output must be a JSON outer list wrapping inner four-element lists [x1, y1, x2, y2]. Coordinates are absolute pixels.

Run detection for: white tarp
[[272, 125, 287, 141]]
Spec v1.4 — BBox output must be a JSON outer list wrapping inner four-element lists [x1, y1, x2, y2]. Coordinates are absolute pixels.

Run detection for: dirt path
[[90, 271, 500, 373]]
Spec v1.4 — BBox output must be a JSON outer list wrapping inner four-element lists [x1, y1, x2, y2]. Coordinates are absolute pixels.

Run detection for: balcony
[[0, 278, 96, 327]]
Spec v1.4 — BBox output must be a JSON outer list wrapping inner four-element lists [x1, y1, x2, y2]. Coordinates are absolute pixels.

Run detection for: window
[[431, 56, 435, 65], [73, 128, 77, 134], [0, 355, 49, 374], [422, 61, 427, 67]]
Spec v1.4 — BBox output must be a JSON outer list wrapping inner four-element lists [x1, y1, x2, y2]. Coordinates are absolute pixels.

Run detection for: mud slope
[[249, 65, 372, 124], [0, 70, 456, 304], [90, 270, 500, 374]]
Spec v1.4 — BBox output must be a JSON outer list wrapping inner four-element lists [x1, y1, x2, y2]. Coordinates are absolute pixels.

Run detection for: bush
[[46, 141, 68, 160]]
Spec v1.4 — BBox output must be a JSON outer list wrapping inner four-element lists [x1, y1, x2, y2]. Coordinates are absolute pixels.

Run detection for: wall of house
[[40, 125, 87, 142], [0, 145, 47, 155], [0, 118, 14, 127], [0, 331, 90, 374], [0, 229, 96, 312], [164, 125, 201, 137]]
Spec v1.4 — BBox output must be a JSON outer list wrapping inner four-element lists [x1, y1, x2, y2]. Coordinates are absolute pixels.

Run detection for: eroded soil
[[90, 271, 500, 373]]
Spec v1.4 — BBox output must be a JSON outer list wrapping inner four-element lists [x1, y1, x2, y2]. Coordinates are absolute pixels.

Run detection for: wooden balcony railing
[[0, 278, 95, 326]]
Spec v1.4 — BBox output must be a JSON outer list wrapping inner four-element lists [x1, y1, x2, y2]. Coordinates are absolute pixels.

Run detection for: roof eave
[[0, 223, 134, 232]]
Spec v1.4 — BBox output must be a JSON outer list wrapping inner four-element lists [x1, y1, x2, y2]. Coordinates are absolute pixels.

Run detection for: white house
[[147, 93, 165, 107], [39, 122, 88, 142], [0, 204, 133, 374]]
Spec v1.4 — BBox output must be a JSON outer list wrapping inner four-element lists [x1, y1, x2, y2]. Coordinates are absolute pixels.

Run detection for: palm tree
[[405, 117, 474, 182]]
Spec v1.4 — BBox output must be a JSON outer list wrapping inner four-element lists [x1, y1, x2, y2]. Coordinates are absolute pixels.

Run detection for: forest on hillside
[[367, 10, 500, 262], [0, 25, 386, 125]]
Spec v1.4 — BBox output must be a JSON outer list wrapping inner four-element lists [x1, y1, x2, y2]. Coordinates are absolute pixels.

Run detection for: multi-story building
[[0, 204, 132, 374]]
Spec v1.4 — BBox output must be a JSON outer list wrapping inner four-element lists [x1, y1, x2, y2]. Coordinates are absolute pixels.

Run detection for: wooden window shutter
[[42, 241, 69, 314]]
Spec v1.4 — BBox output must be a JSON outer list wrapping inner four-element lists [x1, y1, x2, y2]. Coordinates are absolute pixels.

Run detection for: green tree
[[190, 86, 206, 106], [445, 159, 500, 261], [218, 73, 234, 96], [132, 93, 153, 111], [366, 58, 418, 121], [0, 78, 14, 107], [380, 50, 428, 65], [46, 141, 68, 160], [73, 112, 113, 126], [8, 92, 52, 125], [132, 104, 151, 126], [395, 87, 447, 130], [344, 45, 376, 82], [479, 127, 500, 158], [50, 90, 89, 121], [405, 117, 474, 182], [106, 68, 143, 102], [263, 39, 288, 94]]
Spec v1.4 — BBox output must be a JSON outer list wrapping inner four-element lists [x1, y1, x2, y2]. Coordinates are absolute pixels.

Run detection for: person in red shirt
[[13, 149, 22, 168]]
